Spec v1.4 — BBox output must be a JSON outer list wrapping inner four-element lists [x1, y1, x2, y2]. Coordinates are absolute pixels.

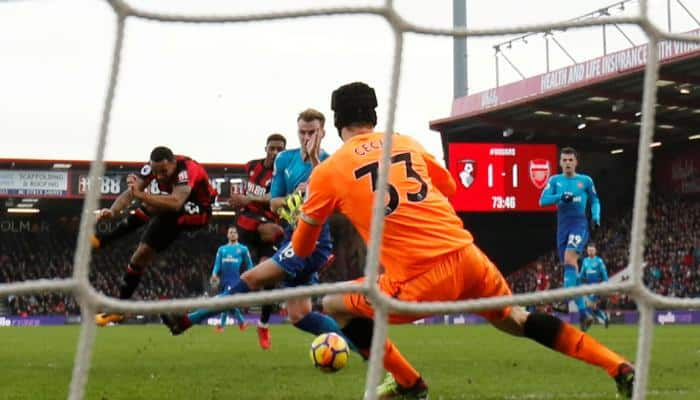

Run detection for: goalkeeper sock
[[189, 280, 251, 324], [97, 208, 149, 248], [524, 312, 626, 377], [118, 263, 145, 300], [341, 318, 420, 388]]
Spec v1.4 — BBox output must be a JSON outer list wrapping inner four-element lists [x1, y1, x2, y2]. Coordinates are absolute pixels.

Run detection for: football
[[309, 332, 349, 373]]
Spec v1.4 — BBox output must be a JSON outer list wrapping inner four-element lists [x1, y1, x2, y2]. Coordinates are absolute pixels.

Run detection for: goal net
[[2, 1, 699, 399]]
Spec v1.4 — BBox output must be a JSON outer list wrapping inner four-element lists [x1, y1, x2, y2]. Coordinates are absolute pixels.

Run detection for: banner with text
[[0, 170, 68, 197], [450, 28, 700, 118]]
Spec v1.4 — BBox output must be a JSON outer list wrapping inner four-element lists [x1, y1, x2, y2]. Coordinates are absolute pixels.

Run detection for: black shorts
[[141, 208, 210, 252]]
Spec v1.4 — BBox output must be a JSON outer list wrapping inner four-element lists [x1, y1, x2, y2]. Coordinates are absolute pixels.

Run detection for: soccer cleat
[[239, 322, 249, 331], [95, 312, 124, 326], [160, 314, 192, 336], [257, 325, 271, 349], [377, 373, 429, 400], [214, 326, 224, 333], [614, 363, 635, 398]]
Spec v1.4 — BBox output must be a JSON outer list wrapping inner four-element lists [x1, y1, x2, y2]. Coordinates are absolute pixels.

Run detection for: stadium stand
[[507, 194, 700, 308]]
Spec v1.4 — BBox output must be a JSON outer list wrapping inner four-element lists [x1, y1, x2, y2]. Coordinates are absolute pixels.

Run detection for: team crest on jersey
[[458, 159, 476, 188], [529, 159, 550, 189], [177, 170, 189, 183], [140, 164, 152, 176]]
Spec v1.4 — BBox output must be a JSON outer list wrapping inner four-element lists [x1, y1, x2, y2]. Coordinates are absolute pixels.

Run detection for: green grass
[[0, 324, 699, 399]]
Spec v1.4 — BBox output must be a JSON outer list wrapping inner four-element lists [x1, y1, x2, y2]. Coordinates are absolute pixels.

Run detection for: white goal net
[[2, 1, 700, 399]]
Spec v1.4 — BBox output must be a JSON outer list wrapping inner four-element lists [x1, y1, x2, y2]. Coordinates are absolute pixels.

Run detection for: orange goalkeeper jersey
[[301, 132, 473, 282]]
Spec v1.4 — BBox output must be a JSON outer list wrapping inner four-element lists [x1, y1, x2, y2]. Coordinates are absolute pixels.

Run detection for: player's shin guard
[[97, 208, 150, 248], [118, 263, 145, 300], [524, 312, 626, 376], [341, 318, 420, 388]]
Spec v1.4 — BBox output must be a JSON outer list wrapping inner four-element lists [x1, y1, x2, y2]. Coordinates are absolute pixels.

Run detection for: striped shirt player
[[94, 146, 217, 327], [161, 110, 350, 350]]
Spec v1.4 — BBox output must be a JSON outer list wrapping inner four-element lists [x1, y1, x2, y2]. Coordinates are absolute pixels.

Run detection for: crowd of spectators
[[2, 194, 698, 315], [506, 194, 700, 309], [0, 217, 223, 316]]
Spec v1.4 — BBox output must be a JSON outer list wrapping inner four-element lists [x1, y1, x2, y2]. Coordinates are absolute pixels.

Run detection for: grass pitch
[[0, 324, 698, 399]]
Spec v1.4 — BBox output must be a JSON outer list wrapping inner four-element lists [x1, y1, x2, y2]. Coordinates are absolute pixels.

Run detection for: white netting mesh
[[3, 1, 700, 399]]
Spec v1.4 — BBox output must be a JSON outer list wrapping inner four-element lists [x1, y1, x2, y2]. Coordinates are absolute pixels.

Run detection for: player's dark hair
[[266, 133, 286, 146], [587, 242, 596, 248], [228, 225, 238, 232], [297, 108, 326, 127], [150, 146, 175, 162], [331, 82, 377, 134], [560, 146, 578, 158]]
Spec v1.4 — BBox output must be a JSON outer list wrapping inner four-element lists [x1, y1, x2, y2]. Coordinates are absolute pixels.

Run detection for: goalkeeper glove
[[277, 192, 304, 227]]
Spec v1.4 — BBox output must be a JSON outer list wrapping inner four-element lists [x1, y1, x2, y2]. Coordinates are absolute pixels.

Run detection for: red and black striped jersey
[[242, 158, 276, 221], [139, 155, 217, 208]]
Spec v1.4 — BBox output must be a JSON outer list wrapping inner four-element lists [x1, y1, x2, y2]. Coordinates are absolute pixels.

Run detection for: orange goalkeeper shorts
[[342, 244, 512, 324]]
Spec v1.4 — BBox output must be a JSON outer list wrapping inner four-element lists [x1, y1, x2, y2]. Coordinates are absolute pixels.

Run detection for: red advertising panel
[[448, 143, 558, 212]]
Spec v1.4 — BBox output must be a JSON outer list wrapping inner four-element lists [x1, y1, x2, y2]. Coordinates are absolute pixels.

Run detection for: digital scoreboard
[[447, 143, 558, 212]]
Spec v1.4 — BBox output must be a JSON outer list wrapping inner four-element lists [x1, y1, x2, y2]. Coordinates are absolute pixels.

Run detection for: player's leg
[[459, 245, 634, 398], [323, 285, 427, 399], [217, 311, 227, 332], [162, 257, 287, 335], [92, 205, 150, 249], [271, 242, 350, 340], [95, 241, 156, 326], [232, 308, 248, 329]]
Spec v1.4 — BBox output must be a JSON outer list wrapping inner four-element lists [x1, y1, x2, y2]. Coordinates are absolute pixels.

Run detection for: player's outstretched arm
[[600, 258, 609, 282], [539, 177, 560, 206]]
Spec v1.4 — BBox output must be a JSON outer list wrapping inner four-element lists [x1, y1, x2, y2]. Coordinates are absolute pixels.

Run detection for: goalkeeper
[[161, 109, 349, 344]]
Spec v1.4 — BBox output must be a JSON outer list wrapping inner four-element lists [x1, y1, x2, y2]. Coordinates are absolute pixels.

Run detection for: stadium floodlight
[[650, 142, 662, 148], [577, 122, 587, 130], [502, 127, 514, 137], [635, 111, 642, 117], [657, 124, 674, 129], [689, 134, 700, 140], [52, 163, 72, 169], [679, 86, 691, 95], [610, 149, 624, 154], [7, 207, 39, 214]]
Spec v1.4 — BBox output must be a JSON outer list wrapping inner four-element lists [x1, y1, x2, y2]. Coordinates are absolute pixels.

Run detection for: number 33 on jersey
[[300, 132, 473, 282]]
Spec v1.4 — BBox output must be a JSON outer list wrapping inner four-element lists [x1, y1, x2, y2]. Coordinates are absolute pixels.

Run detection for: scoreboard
[[447, 143, 558, 212]]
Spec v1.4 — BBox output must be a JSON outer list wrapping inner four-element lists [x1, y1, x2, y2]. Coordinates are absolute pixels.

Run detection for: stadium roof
[[430, 29, 700, 150]]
